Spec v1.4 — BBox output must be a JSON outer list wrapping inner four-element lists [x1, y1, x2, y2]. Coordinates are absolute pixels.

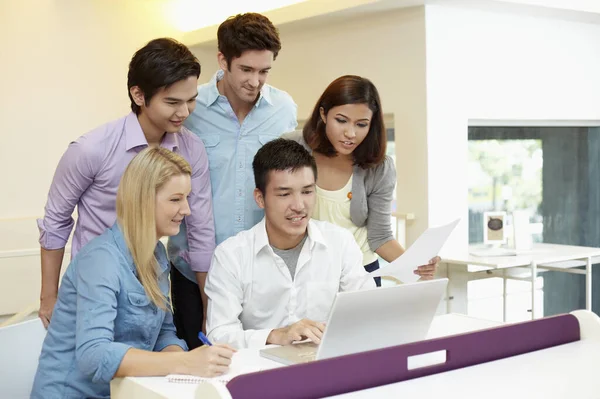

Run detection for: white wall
[[0, 0, 181, 314], [427, 4, 600, 121], [190, 46, 220, 84], [425, 3, 600, 256], [1, 0, 180, 220], [499, 0, 600, 13]]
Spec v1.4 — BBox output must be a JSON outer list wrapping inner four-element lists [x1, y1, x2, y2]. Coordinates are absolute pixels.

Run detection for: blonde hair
[[116, 147, 192, 309]]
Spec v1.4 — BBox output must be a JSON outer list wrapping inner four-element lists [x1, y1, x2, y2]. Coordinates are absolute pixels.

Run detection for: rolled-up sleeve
[[74, 245, 131, 384], [205, 247, 272, 349], [366, 156, 397, 252], [154, 307, 188, 352], [183, 135, 216, 273], [38, 140, 97, 250]]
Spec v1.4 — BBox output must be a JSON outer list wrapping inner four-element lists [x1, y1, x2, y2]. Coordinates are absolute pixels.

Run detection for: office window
[[468, 138, 543, 244], [468, 126, 600, 319]]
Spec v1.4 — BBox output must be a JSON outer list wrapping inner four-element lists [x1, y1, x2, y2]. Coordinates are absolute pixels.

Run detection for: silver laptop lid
[[316, 278, 448, 360]]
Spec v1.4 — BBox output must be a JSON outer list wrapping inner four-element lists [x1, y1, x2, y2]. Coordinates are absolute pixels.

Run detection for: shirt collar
[[253, 218, 270, 255], [306, 219, 327, 248], [257, 84, 272, 106], [253, 218, 327, 256], [124, 112, 180, 152], [110, 223, 169, 275], [124, 113, 148, 151], [205, 69, 273, 108], [205, 71, 222, 106], [160, 131, 179, 152]]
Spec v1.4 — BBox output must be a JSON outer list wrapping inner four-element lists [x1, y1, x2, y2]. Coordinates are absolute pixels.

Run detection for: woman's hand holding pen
[[180, 343, 236, 377], [178, 332, 236, 377]]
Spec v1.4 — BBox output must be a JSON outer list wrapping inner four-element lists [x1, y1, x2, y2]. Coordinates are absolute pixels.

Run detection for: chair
[[0, 318, 47, 398], [0, 301, 39, 328]]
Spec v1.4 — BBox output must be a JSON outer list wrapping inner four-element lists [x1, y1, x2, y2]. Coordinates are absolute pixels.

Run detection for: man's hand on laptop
[[414, 256, 440, 281], [266, 319, 326, 346]]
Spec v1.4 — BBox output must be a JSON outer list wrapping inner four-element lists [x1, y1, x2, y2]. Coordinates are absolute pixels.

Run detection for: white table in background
[[442, 243, 600, 320], [110, 314, 501, 399]]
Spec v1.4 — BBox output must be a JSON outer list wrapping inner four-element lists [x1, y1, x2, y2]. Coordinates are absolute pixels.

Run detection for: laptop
[[259, 278, 448, 365]]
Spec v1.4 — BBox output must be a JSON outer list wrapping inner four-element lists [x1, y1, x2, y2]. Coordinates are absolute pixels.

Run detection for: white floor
[[468, 277, 544, 322]]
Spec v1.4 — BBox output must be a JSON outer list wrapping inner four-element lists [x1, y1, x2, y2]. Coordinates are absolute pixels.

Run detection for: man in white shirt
[[205, 138, 376, 349]]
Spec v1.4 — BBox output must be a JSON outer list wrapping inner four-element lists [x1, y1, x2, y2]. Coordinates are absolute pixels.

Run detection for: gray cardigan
[[282, 131, 396, 252]]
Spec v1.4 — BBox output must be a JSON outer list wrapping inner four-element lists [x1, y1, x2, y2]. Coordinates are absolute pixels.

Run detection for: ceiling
[[182, 0, 427, 47], [181, 0, 600, 47]]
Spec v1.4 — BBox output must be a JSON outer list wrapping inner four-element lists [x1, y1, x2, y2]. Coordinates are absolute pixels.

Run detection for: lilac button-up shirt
[[38, 112, 215, 273]]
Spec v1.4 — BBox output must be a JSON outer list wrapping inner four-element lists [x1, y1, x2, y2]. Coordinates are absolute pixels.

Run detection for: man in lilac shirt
[[37, 39, 215, 349]]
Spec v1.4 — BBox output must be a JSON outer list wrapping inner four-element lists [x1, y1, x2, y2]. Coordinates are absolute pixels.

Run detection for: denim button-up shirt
[[171, 70, 297, 282], [31, 223, 187, 399]]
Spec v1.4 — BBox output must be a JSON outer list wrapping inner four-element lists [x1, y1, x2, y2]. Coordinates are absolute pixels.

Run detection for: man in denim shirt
[[170, 13, 297, 348]]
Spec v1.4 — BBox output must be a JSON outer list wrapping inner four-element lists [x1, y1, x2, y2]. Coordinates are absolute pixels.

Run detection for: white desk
[[110, 314, 501, 399], [110, 348, 281, 399], [330, 339, 600, 398], [442, 243, 600, 320]]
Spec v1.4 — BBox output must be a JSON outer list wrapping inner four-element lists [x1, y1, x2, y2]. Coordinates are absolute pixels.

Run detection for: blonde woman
[[31, 148, 235, 399]]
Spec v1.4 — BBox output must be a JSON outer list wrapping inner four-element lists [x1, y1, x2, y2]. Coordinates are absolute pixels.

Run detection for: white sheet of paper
[[370, 218, 460, 283]]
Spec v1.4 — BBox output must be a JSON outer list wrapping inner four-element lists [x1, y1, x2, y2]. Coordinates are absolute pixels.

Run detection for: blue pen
[[198, 332, 213, 346]]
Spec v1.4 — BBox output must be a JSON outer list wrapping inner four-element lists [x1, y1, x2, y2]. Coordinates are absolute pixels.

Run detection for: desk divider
[[226, 314, 580, 399]]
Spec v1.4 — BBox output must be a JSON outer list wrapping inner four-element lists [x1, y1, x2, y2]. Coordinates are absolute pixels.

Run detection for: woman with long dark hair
[[285, 75, 438, 284]]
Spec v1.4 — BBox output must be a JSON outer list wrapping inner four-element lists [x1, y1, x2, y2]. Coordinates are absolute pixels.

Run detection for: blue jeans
[[364, 259, 381, 287]]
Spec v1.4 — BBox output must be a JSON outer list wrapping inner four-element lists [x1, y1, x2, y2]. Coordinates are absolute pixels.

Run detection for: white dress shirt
[[205, 218, 376, 348]]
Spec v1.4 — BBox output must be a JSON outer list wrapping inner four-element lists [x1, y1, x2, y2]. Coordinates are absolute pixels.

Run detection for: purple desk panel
[[226, 314, 580, 399]]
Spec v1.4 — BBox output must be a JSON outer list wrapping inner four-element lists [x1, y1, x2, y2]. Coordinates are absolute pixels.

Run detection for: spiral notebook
[[166, 373, 235, 384], [166, 361, 262, 384], [165, 348, 273, 384]]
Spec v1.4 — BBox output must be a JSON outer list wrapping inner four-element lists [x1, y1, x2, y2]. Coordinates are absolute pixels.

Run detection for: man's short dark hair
[[127, 38, 201, 115], [217, 13, 281, 68], [253, 139, 317, 194]]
